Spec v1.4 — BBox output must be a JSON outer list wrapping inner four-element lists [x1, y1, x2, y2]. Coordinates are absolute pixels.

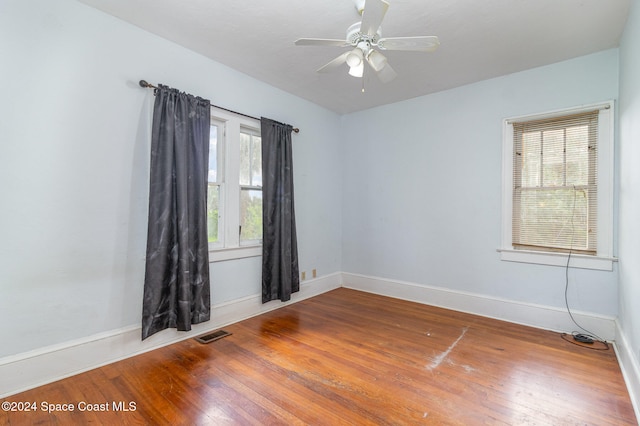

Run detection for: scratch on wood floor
[[427, 327, 468, 371]]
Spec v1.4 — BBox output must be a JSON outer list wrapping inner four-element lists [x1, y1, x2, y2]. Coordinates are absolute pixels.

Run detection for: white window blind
[[512, 110, 598, 255]]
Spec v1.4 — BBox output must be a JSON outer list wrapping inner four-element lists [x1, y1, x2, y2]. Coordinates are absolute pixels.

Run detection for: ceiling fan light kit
[[366, 50, 387, 72], [346, 47, 364, 68], [348, 62, 364, 78], [294, 0, 439, 84]]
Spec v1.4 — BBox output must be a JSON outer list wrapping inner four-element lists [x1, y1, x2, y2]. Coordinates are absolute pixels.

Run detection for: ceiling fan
[[294, 0, 439, 84]]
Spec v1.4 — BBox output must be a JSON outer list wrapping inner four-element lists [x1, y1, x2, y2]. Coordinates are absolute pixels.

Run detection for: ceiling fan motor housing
[[347, 22, 381, 46]]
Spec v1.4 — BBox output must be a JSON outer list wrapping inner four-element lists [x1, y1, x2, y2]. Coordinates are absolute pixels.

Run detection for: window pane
[[521, 132, 541, 188], [518, 188, 589, 250], [252, 135, 262, 187], [542, 129, 564, 187], [566, 125, 589, 186], [240, 189, 262, 242], [240, 132, 251, 186], [207, 184, 220, 243], [240, 131, 262, 187], [209, 124, 218, 183]]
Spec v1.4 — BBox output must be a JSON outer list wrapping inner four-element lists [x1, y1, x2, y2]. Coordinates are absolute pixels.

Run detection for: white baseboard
[[0, 273, 341, 398], [614, 320, 640, 421], [342, 272, 616, 340]]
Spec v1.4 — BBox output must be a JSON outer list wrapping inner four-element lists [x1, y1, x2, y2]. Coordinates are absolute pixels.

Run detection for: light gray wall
[[342, 49, 620, 316], [0, 0, 343, 358], [619, 0, 640, 369]]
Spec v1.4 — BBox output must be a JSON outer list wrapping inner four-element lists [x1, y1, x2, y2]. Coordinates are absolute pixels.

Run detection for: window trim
[[499, 101, 616, 271], [208, 108, 262, 262], [208, 117, 226, 251]]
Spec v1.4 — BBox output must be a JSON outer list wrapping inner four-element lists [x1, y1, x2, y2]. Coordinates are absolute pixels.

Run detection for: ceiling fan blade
[[317, 52, 350, 73], [377, 36, 440, 52], [376, 62, 397, 83], [295, 38, 350, 47], [360, 0, 389, 37]]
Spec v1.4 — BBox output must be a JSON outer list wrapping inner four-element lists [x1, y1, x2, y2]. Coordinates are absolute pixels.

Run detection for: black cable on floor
[[562, 187, 608, 351], [560, 332, 609, 351]]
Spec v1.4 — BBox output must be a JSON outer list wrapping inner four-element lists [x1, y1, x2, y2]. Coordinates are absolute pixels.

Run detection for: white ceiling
[[77, 0, 630, 114]]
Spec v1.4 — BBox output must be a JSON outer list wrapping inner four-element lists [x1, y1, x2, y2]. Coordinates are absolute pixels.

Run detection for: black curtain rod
[[139, 80, 299, 133]]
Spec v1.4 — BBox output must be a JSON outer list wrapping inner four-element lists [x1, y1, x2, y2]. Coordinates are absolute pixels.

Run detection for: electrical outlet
[[312, 269, 317, 278], [301, 271, 306, 280]]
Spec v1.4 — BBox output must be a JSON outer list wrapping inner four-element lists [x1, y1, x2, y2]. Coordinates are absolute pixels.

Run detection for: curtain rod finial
[[139, 80, 151, 88]]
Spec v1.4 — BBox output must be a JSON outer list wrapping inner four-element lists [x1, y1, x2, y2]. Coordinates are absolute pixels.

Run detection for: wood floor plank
[[0, 288, 636, 425]]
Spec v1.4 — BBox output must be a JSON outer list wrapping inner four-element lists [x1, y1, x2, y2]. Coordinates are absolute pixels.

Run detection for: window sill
[[209, 245, 262, 262], [498, 248, 616, 271]]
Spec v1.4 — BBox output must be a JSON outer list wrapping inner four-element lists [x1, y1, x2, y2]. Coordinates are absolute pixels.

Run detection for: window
[[513, 111, 597, 254], [500, 102, 615, 270], [207, 108, 262, 261]]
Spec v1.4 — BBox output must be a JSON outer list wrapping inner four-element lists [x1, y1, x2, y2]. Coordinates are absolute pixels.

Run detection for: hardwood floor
[[1, 288, 636, 425]]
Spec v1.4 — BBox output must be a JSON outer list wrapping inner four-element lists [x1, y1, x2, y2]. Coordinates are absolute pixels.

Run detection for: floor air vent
[[195, 329, 232, 344]]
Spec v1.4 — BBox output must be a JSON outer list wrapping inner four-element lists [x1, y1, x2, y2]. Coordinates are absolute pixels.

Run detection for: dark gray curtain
[[142, 85, 211, 340], [261, 117, 300, 303]]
